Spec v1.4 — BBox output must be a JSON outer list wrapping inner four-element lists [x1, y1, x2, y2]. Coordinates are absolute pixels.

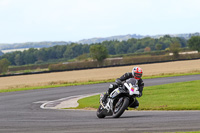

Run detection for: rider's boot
[[129, 98, 139, 109]]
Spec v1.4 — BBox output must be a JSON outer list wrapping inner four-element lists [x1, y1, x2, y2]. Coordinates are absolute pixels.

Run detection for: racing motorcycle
[[96, 78, 140, 118]]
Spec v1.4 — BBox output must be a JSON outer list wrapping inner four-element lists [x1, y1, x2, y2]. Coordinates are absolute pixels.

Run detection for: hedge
[[48, 53, 200, 71]]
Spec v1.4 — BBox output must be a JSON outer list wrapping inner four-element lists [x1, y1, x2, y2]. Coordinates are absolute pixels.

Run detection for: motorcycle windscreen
[[125, 78, 139, 95], [126, 78, 137, 85]]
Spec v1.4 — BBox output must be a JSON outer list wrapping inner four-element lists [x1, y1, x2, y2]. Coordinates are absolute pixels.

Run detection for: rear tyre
[[112, 97, 129, 118], [96, 105, 106, 118]]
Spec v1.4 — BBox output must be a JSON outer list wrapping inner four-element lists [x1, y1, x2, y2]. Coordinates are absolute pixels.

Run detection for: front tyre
[[112, 97, 129, 118], [96, 105, 106, 118]]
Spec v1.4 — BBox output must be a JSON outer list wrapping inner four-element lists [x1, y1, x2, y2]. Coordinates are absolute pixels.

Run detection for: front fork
[[100, 94, 114, 115]]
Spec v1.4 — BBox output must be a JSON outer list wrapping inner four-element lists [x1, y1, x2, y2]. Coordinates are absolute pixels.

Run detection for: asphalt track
[[0, 75, 200, 133]]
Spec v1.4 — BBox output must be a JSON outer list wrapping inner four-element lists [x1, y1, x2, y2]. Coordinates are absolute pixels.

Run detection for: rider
[[102, 66, 144, 109]]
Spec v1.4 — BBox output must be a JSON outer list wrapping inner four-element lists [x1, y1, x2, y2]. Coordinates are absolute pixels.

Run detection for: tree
[[102, 41, 116, 55], [54, 45, 66, 59], [188, 36, 200, 52], [63, 43, 83, 60], [169, 42, 181, 58], [0, 58, 10, 74], [23, 48, 37, 64], [63, 46, 74, 59], [35, 48, 48, 61], [14, 53, 24, 65], [90, 45, 108, 62], [155, 43, 162, 50]]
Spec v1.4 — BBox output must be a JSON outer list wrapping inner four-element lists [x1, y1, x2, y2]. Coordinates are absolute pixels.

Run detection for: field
[[0, 59, 200, 90]]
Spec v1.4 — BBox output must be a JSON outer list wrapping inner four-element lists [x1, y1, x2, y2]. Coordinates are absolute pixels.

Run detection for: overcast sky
[[0, 0, 200, 43]]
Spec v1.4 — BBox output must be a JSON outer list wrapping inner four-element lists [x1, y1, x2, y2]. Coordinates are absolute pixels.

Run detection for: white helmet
[[132, 67, 143, 80]]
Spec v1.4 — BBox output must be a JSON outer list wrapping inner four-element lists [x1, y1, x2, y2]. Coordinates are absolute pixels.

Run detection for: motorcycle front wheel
[[112, 97, 129, 118], [96, 105, 106, 118]]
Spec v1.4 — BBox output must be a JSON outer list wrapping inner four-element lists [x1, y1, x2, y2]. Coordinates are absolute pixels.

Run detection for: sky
[[0, 0, 200, 43]]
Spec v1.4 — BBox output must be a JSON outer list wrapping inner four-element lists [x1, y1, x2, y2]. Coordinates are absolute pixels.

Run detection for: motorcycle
[[96, 78, 140, 118]]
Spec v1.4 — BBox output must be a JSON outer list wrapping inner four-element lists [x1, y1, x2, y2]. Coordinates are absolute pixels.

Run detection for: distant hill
[[78, 34, 144, 44], [0, 32, 199, 51], [78, 32, 200, 44]]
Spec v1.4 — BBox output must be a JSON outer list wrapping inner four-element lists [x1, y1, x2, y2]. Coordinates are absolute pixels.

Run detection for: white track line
[[40, 93, 101, 109]]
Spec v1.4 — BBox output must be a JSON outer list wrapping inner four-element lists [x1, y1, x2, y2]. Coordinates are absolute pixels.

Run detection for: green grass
[[139, 80, 200, 110], [165, 131, 200, 133], [76, 95, 100, 109], [0, 71, 199, 93], [73, 80, 200, 110], [0, 79, 114, 93], [142, 71, 200, 79]]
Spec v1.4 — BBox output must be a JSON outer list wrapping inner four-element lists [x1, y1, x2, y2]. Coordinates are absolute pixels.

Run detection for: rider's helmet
[[132, 67, 143, 80]]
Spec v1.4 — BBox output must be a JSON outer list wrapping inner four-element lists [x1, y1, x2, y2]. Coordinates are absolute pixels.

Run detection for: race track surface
[[0, 75, 200, 133]]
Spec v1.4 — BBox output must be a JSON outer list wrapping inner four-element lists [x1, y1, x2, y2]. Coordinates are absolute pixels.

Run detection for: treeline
[[101, 35, 186, 55], [0, 35, 187, 66], [0, 44, 90, 66]]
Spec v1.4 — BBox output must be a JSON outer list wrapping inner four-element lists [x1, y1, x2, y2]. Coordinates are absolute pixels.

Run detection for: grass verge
[[72, 80, 200, 110], [0, 79, 114, 93], [0, 71, 199, 93], [143, 71, 200, 79], [166, 131, 200, 133]]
